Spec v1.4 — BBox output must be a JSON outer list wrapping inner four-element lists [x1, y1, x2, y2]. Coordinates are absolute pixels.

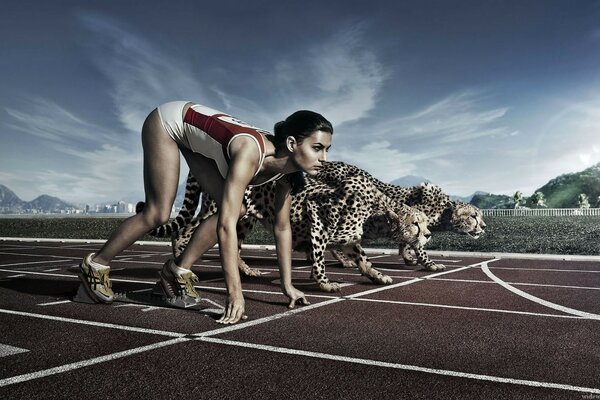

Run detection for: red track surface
[[0, 239, 599, 399]]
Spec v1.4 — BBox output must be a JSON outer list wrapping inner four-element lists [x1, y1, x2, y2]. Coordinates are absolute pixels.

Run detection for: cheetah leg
[[236, 216, 262, 277], [345, 244, 392, 285], [310, 245, 341, 292], [330, 249, 356, 268], [414, 245, 445, 271], [237, 251, 262, 277], [400, 243, 417, 266], [305, 201, 341, 292]]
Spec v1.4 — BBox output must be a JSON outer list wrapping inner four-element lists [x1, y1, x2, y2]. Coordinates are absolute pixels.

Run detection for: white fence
[[482, 208, 600, 217]]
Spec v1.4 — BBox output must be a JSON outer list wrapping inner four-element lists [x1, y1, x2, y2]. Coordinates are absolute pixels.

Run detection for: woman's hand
[[283, 285, 310, 309], [217, 293, 247, 324]]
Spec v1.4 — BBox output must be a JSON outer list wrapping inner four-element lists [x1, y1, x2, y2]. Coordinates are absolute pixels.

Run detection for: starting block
[[73, 281, 210, 311]]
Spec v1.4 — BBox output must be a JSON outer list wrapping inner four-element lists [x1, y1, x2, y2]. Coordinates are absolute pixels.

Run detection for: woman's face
[[291, 130, 332, 175]]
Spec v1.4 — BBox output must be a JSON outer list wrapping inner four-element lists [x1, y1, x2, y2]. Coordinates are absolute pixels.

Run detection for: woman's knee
[[140, 205, 171, 227]]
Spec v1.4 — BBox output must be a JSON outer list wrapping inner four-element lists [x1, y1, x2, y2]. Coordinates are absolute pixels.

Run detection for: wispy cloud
[[330, 140, 449, 183], [372, 90, 514, 143], [268, 23, 387, 127], [4, 97, 116, 147], [78, 12, 210, 133], [330, 89, 514, 184]]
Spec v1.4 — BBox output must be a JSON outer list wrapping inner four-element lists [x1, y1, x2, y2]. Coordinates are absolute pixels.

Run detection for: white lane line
[[38, 300, 72, 306], [491, 267, 600, 273], [6, 274, 26, 278], [0, 308, 185, 338], [344, 260, 500, 300], [0, 268, 339, 300], [0, 252, 76, 260], [200, 337, 600, 395], [429, 277, 600, 291], [481, 263, 600, 320], [196, 297, 347, 338], [0, 337, 189, 388], [0, 260, 72, 268], [350, 298, 585, 320], [194, 259, 495, 338], [0, 344, 29, 358]]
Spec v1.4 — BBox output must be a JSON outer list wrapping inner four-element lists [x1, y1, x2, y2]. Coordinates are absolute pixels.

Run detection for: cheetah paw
[[425, 263, 446, 272], [365, 272, 392, 285], [239, 263, 262, 277], [319, 282, 342, 292]]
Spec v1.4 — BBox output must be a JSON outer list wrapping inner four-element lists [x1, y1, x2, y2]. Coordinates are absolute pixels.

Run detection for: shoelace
[[97, 269, 112, 289], [177, 272, 199, 297]]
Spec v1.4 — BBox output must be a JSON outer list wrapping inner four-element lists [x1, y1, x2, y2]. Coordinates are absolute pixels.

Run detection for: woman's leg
[[175, 149, 234, 270], [93, 109, 180, 265]]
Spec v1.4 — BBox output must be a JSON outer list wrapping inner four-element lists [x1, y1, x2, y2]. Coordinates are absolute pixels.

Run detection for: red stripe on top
[[183, 107, 265, 164]]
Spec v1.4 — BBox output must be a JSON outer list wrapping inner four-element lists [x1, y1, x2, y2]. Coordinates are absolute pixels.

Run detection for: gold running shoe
[[78, 253, 114, 303], [159, 259, 201, 307]]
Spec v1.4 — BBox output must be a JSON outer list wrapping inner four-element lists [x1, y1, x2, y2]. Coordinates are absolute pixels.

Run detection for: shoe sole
[[77, 269, 114, 304]]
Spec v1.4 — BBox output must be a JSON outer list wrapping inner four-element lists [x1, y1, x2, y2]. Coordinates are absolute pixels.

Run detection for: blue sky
[[2, 0, 600, 205]]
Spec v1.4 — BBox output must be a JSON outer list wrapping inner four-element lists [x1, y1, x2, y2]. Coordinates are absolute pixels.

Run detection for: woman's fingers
[[288, 295, 310, 309], [217, 302, 246, 324]]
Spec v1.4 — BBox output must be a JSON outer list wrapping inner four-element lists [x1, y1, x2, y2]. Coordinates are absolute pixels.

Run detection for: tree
[[513, 191, 523, 208], [530, 191, 547, 208], [578, 193, 590, 209]]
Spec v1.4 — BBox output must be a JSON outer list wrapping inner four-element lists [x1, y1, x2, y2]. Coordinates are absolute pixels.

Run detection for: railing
[[481, 208, 600, 217]]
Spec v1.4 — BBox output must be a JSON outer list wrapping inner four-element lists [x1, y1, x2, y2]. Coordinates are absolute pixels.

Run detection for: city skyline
[[2, 1, 600, 204]]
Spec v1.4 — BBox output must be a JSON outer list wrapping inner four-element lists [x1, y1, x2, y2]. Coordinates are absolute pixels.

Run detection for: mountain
[[389, 175, 431, 187], [450, 191, 488, 203], [27, 195, 76, 212], [0, 185, 76, 213], [530, 163, 600, 208], [0, 185, 25, 209], [470, 193, 514, 209]]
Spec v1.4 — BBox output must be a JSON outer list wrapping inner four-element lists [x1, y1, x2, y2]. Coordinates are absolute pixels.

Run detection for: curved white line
[[481, 263, 600, 320]]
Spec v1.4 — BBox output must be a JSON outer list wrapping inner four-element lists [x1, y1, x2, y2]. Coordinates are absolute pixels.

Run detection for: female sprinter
[[78, 101, 333, 324]]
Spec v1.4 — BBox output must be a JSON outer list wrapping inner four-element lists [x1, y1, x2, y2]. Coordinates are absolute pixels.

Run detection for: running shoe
[[78, 253, 114, 303], [159, 259, 201, 305]]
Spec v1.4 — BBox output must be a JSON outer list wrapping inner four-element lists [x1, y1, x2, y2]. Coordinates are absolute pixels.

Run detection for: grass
[[1, 215, 599, 256]]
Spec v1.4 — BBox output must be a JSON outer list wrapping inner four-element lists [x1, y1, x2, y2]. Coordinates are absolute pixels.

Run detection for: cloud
[[269, 23, 387, 127], [78, 12, 210, 133], [330, 140, 449, 183], [329, 89, 513, 185], [4, 97, 116, 147], [78, 14, 386, 133], [42, 145, 143, 204], [4, 15, 390, 204], [372, 90, 512, 143]]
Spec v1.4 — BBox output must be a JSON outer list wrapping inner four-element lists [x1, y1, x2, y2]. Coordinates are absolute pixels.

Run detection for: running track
[[0, 238, 599, 399]]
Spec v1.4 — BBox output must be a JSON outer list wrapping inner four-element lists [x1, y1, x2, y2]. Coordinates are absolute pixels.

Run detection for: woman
[[78, 101, 333, 325]]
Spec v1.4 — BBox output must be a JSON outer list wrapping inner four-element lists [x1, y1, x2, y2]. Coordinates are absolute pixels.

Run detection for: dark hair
[[273, 110, 333, 194], [273, 110, 333, 149]]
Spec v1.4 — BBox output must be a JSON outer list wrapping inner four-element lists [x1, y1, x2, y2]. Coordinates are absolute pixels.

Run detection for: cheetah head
[[451, 203, 486, 238], [391, 207, 431, 247]]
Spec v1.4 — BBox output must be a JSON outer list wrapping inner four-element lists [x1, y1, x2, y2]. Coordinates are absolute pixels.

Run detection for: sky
[[2, 0, 600, 205]]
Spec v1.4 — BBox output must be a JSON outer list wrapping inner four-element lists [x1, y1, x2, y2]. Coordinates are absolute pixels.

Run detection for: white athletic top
[[157, 101, 284, 186]]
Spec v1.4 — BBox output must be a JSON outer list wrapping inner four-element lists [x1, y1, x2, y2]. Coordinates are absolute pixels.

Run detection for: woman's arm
[[273, 180, 309, 308], [217, 137, 259, 324]]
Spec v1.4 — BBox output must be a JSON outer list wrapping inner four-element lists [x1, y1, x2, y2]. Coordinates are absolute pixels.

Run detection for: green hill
[[532, 163, 600, 208], [470, 193, 513, 209]]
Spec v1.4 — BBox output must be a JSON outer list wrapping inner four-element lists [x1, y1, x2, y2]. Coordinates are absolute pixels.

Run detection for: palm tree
[[530, 191, 547, 208], [578, 193, 590, 209], [513, 191, 523, 209]]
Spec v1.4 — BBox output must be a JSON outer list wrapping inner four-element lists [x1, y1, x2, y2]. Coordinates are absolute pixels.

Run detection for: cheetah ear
[[286, 136, 297, 152]]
